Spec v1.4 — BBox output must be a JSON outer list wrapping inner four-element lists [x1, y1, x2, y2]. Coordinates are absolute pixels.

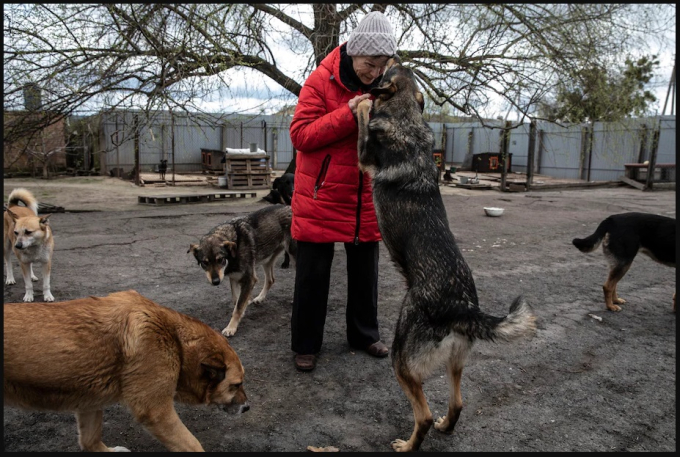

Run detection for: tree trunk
[[312, 5, 340, 66]]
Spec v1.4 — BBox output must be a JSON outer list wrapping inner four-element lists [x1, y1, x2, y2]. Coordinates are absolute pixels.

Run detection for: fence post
[[586, 121, 594, 182], [637, 124, 648, 163], [133, 114, 140, 186], [579, 126, 588, 180], [526, 120, 536, 189], [644, 127, 660, 190], [500, 121, 511, 192], [537, 129, 544, 174]]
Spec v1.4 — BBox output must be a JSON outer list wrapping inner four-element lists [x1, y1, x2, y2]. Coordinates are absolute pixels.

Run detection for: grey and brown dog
[[357, 57, 537, 452], [189, 204, 297, 337]]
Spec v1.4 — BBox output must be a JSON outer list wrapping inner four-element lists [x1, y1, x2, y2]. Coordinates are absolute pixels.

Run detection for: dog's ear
[[201, 355, 227, 383], [6, 208, 19, 221], [415, 91, 425, 113], [370, 81, 397, 99], [39, 214, 51, 225], [223, 240, 237, 257], [385, 54, 401, 69], [188, 243, 199, 254]]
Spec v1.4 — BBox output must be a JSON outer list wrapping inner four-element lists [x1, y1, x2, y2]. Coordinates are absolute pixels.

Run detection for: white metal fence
[[94, 111, 675, 182]]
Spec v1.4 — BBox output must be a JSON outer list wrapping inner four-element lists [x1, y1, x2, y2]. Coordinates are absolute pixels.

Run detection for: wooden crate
[[224, 153, 272, 189], [225, 153, 270, 174]]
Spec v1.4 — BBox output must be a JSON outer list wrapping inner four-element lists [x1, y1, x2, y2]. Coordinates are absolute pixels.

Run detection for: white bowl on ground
[[484, 207, 504, 217]]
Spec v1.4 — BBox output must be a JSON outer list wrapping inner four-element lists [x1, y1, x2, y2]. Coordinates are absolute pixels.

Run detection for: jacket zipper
[[313, 154, 332, 199], [354, 169, 363, 245]]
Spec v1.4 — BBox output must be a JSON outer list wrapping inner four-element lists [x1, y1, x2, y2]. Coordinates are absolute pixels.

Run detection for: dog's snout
[[14, 242, 24, 250], [238, 403, 250, 414], [211, 277, 221, 286]]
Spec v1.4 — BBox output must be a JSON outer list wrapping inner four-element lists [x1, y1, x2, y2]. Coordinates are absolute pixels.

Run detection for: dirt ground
[[3, 176, 676, 452]]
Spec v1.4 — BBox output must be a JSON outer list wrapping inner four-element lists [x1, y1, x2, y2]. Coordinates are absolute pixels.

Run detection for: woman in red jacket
[[289, 11, 397, 372]]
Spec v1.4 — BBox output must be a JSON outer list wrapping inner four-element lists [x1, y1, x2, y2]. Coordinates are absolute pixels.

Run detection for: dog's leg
[[223, 276, 256, 337], [392, 369, 433, 452], [356, 99, 372, 168], [19, 262, 35, 302], [76, 410, 129, 452], [4, 237, 16, 285], [131, 401, 204, 451], [434, 363, 464, 434], [29, 263, 39, 281], [603, 262, 632, 312], [42, 261, 54, 302], [229, 277, 241, 306], [252, 252, 281, 304]]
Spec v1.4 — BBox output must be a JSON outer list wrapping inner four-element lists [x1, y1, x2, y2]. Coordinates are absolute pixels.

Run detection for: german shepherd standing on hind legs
[[357, 56, 537, 452]]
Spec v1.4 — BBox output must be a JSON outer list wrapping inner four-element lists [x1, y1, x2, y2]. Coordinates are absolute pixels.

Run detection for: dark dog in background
[[572, 212, 676, 312], [189, 204, 297, 337], [262, 172, 295, 268], [263, 173, 294, 206], [158, 159, 168, 181], [357, 56, 536, 452]]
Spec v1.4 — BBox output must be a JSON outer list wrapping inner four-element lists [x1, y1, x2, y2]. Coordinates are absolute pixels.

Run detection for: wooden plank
[[619, 176, 646, 190]]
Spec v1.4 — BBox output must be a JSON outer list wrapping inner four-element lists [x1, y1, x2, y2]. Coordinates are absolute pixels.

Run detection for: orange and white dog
[[3, 188, 55, 302]]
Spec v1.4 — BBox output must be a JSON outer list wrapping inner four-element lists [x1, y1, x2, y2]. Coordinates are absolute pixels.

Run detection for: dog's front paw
[[357, 99, 372, 111], [23, 292, 35, 302], [613, 297, 626, 304], [109, 446, 131, 452], [5, 277, 16, 285], [222, 325, 237, 337], [44, 291, 55, 302], [391, 439, 413, 452], [31, 275, 39, 282]]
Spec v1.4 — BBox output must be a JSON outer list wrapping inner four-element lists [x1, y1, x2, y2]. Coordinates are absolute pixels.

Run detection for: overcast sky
[[193, 6, 676, 119]]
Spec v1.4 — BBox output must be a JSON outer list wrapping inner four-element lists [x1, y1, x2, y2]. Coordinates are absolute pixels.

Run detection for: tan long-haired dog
[[4, 187, 54, 302], [4, 290, 249, 452]]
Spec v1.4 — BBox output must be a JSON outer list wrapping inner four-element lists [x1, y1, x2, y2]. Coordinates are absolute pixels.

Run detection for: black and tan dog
[[189, 204, 297, 337], [4, 290, 249, 452], [572, 212, 676, 312], [356, 57, 536, 452]]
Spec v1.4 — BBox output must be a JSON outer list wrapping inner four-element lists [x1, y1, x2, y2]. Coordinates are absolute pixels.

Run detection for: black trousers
[[291, 240, 381, 355]]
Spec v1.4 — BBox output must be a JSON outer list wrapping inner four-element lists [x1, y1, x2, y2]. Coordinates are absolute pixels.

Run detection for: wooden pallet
[[454, 183, 493, 190], [137, 191, 257, 206], [226, 173, 271, 189]]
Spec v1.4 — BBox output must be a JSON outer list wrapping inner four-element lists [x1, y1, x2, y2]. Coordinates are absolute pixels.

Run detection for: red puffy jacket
[[290, 45, 381, 244]]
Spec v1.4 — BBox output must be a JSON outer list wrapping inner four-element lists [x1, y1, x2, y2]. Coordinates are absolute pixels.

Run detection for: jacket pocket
[[313, 154, 332, 200]]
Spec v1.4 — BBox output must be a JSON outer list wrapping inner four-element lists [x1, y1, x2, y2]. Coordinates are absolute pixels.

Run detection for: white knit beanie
[[346, 11, 397, 57]]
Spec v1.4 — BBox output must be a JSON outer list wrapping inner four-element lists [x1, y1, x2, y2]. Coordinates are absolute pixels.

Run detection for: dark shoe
[[294, 354, 317, 372], [365, 341, 389, 358]]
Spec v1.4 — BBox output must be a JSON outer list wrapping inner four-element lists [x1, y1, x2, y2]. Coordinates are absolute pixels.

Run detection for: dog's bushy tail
[[454, 296, 536, 342], [6, 188, 39, 215], [572, 217, 612, 253]]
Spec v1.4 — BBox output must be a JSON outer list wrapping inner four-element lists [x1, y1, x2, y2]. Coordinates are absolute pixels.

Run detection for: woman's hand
[[348, 94, 371, 116]]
